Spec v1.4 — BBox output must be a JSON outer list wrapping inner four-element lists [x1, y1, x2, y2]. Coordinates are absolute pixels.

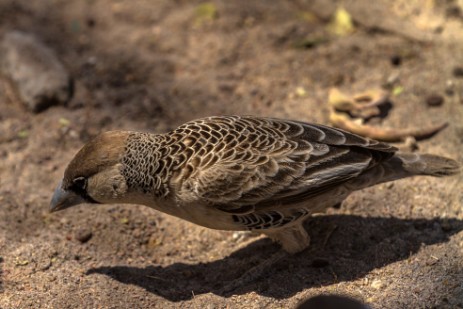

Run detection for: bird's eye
[[72, 177, 87, 191]]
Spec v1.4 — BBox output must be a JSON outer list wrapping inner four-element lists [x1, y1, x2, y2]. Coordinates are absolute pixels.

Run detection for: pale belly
[[120, 185, 352, 232]]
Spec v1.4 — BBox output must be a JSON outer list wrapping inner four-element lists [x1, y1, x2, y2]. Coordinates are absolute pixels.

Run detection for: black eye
[[72, 177, 87, 191], [70, 176, 99, 204]]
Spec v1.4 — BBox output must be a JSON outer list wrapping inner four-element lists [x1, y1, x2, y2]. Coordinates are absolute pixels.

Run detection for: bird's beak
[[50, 180, 86, 212]]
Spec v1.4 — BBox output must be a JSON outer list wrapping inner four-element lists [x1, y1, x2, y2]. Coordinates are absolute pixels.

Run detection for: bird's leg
[[218, 224, 310, 294], [264, 223, 311, 254], [232, 230, 259, 244]]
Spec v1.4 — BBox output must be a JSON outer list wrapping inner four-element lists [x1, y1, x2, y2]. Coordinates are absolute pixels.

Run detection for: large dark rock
[[0, 31, 72, 113]]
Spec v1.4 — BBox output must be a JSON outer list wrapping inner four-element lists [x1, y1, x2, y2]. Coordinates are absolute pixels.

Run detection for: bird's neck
[[121, 132, 175, 198]]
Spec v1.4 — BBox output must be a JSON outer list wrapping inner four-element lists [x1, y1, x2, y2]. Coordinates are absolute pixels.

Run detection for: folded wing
[[173, 116, 396, 213]]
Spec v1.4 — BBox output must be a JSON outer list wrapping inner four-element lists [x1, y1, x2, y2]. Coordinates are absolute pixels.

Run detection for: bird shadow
[[86, 215, 463, 301]]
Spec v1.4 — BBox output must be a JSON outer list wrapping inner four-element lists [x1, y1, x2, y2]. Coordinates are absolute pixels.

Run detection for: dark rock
[[75, 229, 93, 243], [390, 55, 402, 66], [0, 31, 73, 113], [446, 6, 462, 19], [452, 66, 463, 78], [425, 94, 444, 107]]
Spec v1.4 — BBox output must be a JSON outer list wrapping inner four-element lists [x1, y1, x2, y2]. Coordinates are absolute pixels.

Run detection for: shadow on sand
[[87, 214, 463, 301]]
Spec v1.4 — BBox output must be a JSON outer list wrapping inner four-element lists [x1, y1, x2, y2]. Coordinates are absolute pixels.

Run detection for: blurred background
[[1, 0, 462, 308]]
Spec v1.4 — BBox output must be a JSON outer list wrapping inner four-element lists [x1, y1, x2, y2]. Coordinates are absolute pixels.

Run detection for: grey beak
[[50, 180, 86, 212]]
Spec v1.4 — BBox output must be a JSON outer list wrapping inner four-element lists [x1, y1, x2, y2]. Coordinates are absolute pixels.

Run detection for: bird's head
[[50, 131, 131, 212]]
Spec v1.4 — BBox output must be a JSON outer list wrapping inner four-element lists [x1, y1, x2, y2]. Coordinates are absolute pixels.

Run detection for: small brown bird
[[50, 116, 460, 254]]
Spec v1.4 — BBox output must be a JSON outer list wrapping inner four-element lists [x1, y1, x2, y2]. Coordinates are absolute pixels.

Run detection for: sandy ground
[[1, 0, 463, 308]]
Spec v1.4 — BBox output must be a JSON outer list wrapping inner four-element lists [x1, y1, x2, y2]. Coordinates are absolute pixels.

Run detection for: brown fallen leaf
[[329, 88, 388, 119], [329, 112, 448, 142]]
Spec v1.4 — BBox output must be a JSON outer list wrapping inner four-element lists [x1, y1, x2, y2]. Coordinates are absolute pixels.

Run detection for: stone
[[0, 31, 72, 113]]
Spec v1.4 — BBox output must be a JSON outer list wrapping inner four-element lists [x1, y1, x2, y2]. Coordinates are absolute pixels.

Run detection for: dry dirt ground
[[1, 1, 463, 308]]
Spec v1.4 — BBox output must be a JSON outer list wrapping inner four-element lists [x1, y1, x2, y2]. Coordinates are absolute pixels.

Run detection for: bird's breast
[[123, 190, 240, 230]]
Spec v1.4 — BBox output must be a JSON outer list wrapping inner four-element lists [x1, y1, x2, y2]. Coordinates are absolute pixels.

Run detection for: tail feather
[[348, 152, 460, 191], [396, 153, 461, 177]]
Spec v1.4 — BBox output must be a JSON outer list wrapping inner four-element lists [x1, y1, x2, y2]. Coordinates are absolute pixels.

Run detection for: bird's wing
[[171, 116, 396, 213]]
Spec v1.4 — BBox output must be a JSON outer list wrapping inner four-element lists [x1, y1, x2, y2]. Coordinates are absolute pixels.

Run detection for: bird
[[50, 115, 461, 252], [50, 116, 460, 290]]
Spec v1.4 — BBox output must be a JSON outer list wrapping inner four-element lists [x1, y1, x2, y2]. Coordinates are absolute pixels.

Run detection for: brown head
[[50, 131, 131, 212]]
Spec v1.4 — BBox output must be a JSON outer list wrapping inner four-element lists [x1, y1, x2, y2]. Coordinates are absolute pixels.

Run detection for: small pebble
[[434, 25, 444, 34], [75, 229, 93, 243], [383, 71, 400, 89], [446, 6, 462, 18], [445, 80, 455, 96], [371, 279, 383, 289], [86, 18, 96, 28], [426, 94, 444, 107], [390, 55, 402, 66], [452, 66, 463, 78], [39, 261, 52, 271], [48, 275, 57, 282]]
